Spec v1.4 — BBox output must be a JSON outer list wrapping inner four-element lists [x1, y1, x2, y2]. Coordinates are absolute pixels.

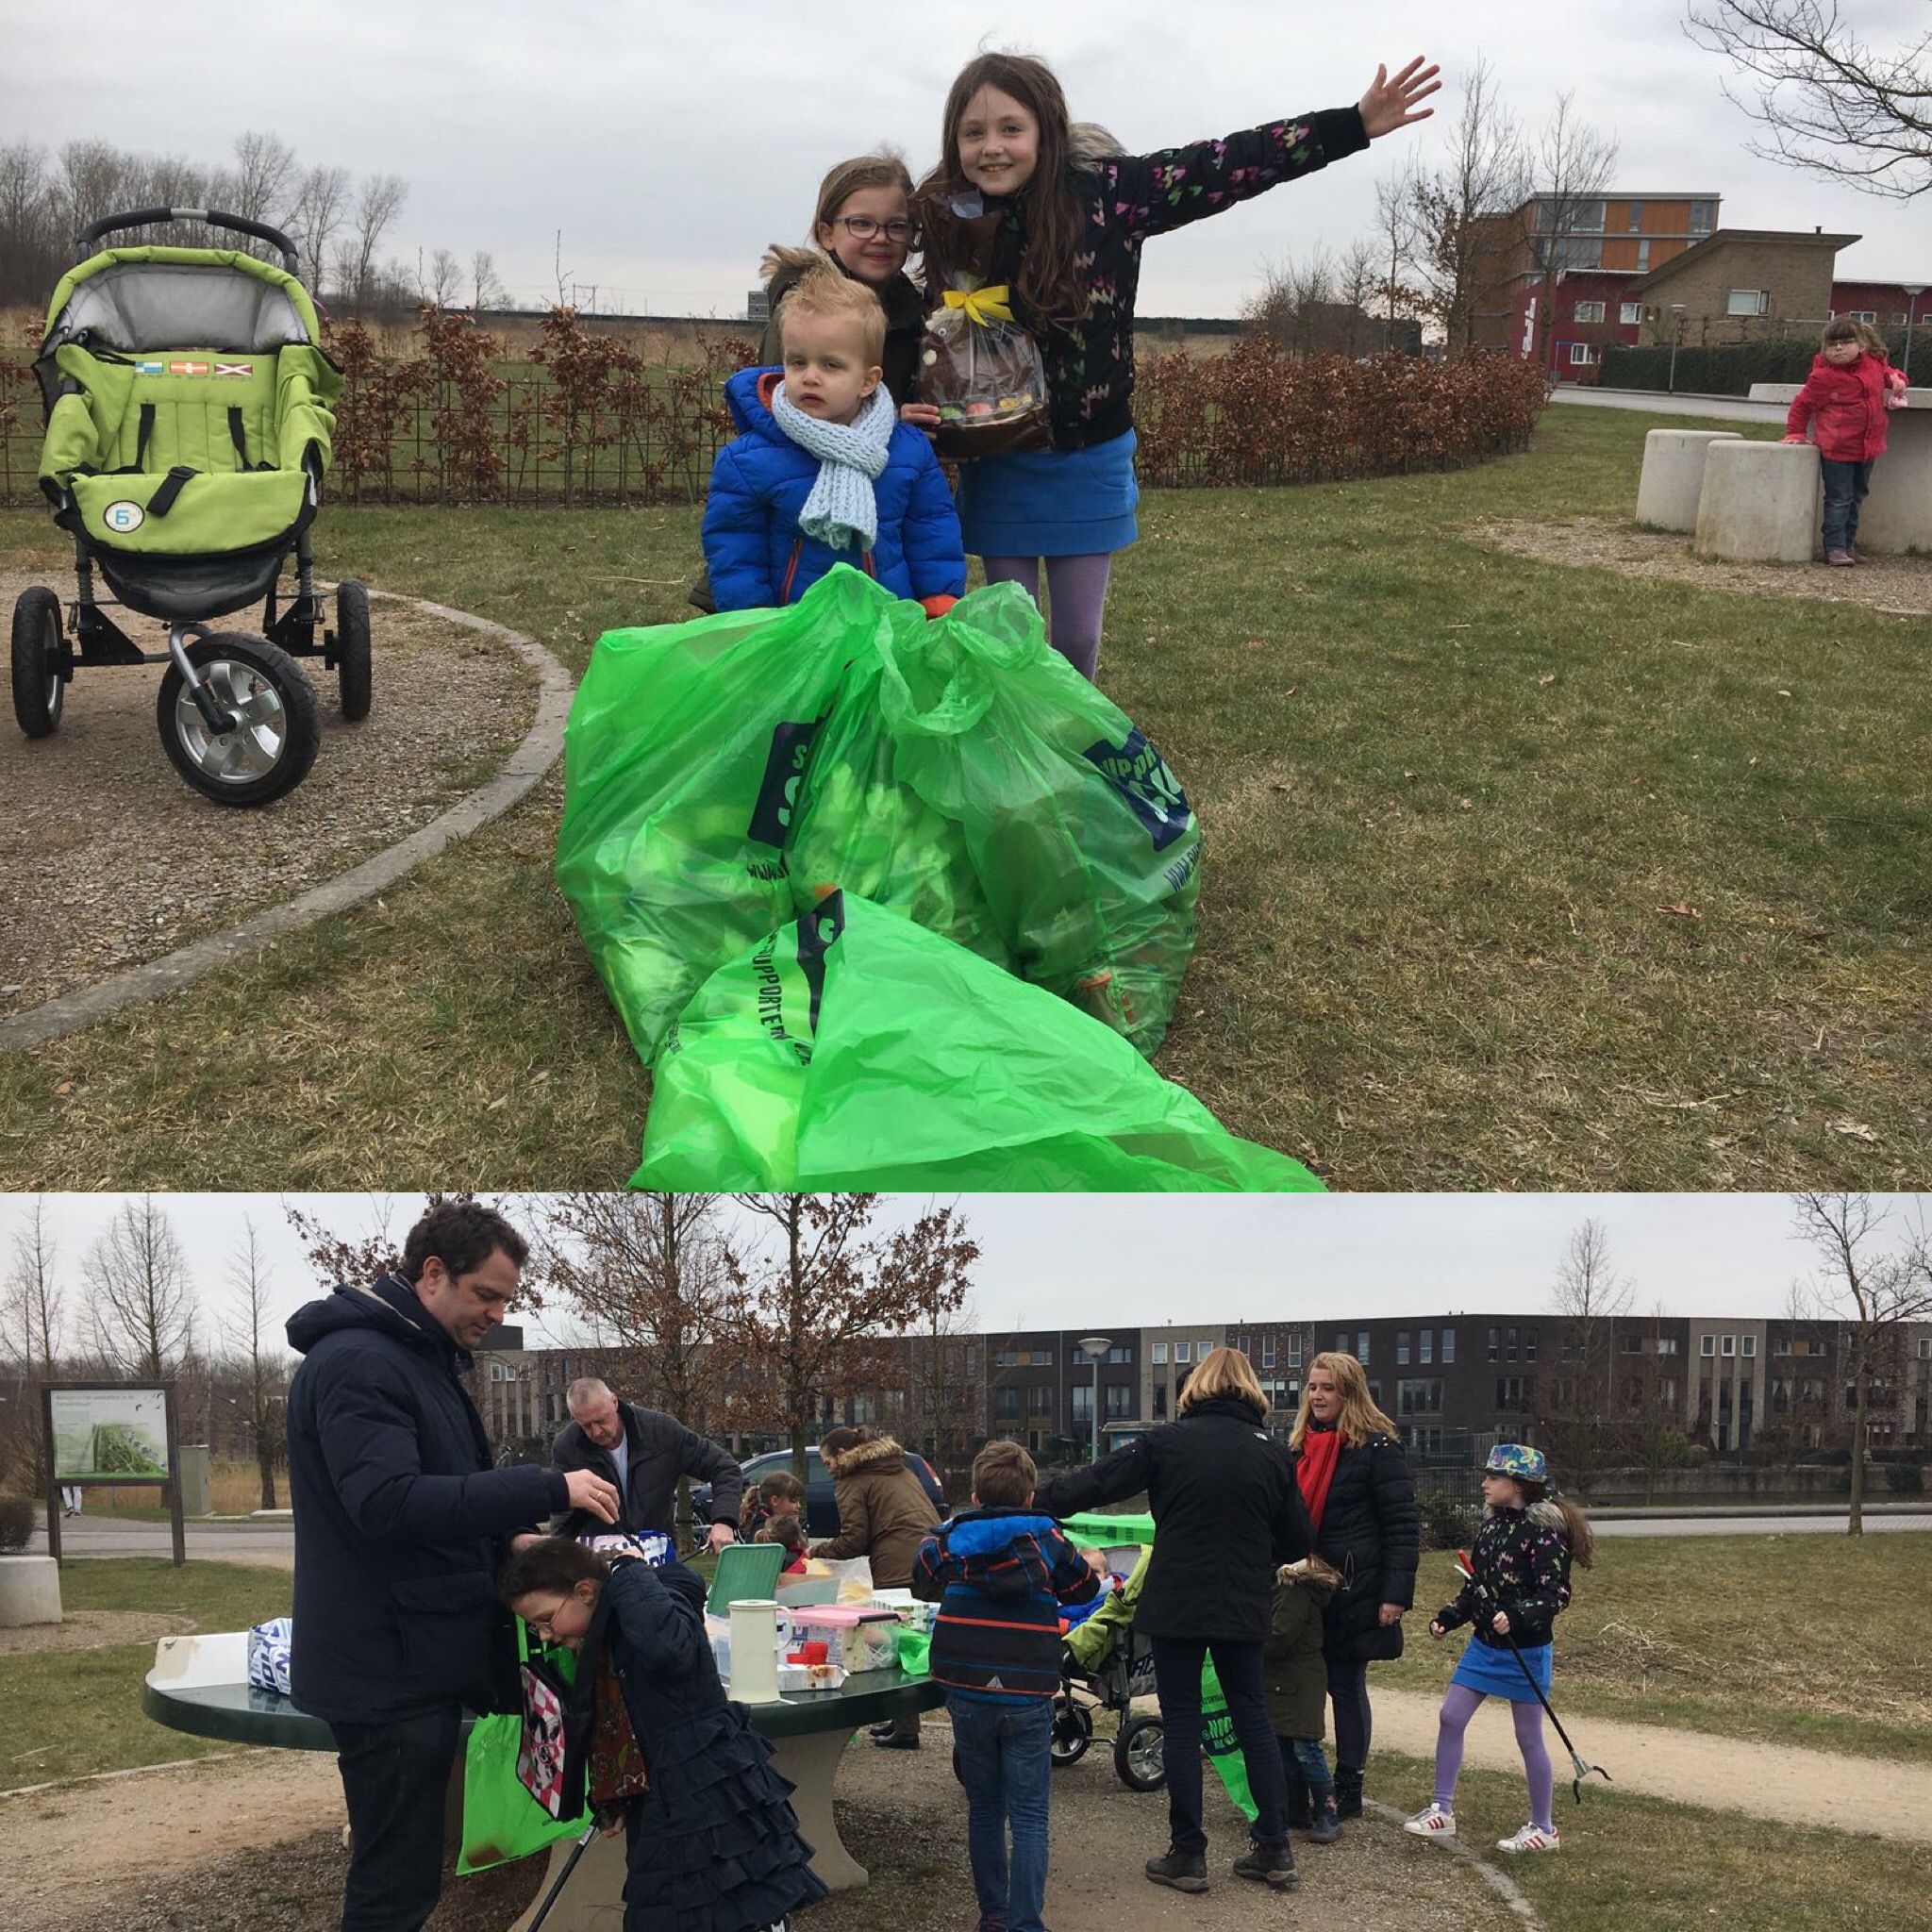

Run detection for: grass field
[[1, 403, 1926, 1190]]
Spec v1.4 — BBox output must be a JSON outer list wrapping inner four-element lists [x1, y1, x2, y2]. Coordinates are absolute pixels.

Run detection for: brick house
[[1626, 227, 1858, 350]]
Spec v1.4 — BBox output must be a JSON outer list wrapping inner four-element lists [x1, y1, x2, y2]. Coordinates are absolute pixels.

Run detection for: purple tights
[[979, 553, 1114, 680], [1432, 1684, 1555, 1830]]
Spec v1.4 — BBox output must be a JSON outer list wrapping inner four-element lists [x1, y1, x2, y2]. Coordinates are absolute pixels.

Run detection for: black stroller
[[1051, 1566, 1165, 1790], [15, 207, 371, 805]]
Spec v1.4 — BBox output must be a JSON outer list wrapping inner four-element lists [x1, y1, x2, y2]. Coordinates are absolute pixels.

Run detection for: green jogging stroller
[[13, 207, 371, 805]]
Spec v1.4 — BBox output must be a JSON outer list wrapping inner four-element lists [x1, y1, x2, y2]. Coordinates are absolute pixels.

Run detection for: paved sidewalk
[[1549, 383, 1785, 422]]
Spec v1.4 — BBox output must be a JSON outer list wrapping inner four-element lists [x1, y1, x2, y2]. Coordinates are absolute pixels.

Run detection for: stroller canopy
[[39, 246, 321, 363]]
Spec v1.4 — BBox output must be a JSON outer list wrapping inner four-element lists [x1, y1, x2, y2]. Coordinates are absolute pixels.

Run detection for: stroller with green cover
[[13, 207, 371, 804]]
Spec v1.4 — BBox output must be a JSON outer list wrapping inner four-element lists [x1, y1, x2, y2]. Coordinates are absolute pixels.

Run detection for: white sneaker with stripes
[[1496, 1824, 1560, 1854], [1402, 1803, 1456, 1838]]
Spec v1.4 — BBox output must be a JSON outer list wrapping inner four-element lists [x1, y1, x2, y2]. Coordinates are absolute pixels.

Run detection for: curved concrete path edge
[[1363, 1800, 1545, 1927], [0, 591, 575, 1052]]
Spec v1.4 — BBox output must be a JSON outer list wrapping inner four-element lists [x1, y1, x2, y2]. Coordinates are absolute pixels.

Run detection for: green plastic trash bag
[[636, 889, 1320, 1191], [784, 602, 1011, 971], [1201, 1658, 1259, 1824], [893, 1624, 932, 1676], [555, 566, 895, 1065], [458, 1708, 591, 1872], [879, 582, 1203, 1055]]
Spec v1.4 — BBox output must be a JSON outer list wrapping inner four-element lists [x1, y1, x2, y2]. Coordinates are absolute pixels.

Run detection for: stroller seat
[[36, 246, 340, 621]]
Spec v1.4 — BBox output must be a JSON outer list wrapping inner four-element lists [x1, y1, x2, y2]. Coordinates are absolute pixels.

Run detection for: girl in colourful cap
[[1403, 1443, 1594, 1855]]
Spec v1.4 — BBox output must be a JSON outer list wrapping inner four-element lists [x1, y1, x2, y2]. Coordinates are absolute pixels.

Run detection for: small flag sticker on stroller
[[167, 359, 210, 375], [215, 362, 254, 377], [135, 359, 165, 375]]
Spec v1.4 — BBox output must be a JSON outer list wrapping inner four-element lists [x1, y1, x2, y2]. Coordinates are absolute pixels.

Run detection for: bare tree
[[1372, 154, 1423, 349], [1687, 0, 1932, 200], [230, 132, 297, 225], [728, 1196, 976, 1479], [58, 139, 131, 245], [291, 163, 352, 286], [84, 1196, 196, 1380], [1529, 92, 1620, 365], [1407, 56, 1531, 352], [1792, 1193, 1932, 1533], [1336, 239, 1381, 356], [1538, 1216, 1634, 1497], [348, 171, 409, 310], [424, 246, 464, 308], [224, 1216, 289, 1510], [4, 1196, 63, 1380], [470, 249, 506, 310]]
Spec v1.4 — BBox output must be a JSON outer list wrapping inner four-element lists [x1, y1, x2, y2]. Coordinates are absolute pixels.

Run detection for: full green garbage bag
[[555, 566, 896, 1065], [784, 600, 1011, 971], [880, 582, 1202, 1054], [457, 1635, 590, 1874], [1201, 1658, 1260, 1824], [636, 889, 1320, 1191]]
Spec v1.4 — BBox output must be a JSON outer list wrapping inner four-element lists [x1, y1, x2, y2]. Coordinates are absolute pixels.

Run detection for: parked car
[[692, 1446, 947, 1541]]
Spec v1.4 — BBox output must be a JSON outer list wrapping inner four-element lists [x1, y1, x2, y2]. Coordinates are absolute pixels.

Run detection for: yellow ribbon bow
[[941, 284, 1015, 325]]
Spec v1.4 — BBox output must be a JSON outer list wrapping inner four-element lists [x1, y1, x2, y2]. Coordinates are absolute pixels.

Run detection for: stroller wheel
[[334, 578, 372, 722], [1115, 1713, 1166, 1791], [11, 586, 67, 738], [158, 631, 320, 807], [1049, 1694, 1092, 1767]]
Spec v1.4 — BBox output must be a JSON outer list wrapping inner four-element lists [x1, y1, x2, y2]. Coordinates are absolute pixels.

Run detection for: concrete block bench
[[1694, 440, 1823, 563], [1749, 382, 1932, 556], [0, 1553, 61, 1627], [1637, 429, 1744, 531]]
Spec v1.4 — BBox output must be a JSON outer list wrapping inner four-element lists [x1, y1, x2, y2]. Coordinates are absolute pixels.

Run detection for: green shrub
[[0, 1493, 34, 1554], [1416, 1486, 1478, 1553], [1884, 1461, 1924, 1495]]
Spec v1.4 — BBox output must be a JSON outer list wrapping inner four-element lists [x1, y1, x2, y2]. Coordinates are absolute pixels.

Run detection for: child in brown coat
[[1263, 1556, 1343, 1841]]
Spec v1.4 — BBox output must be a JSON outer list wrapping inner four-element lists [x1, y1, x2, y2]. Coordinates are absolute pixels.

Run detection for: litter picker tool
[[1455, 1550, 1611, 1804], [522, 1822, 599, 1932]]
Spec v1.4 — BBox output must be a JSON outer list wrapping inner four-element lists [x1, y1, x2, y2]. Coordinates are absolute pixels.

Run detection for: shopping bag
[[635, 889, 1320, 1191], [877, 582, 1202, 1054], [554, 566, 896, 1064], [457, 1627, 592, 1874]]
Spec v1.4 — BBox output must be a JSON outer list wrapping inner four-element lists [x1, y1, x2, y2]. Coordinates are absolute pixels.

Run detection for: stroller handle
[[76, 208, 301, 275]]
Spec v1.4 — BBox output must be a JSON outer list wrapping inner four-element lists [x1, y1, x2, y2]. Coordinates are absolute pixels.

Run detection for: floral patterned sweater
[[1435, 1502, 1574, 1650], [919, 106, 1368, 451]]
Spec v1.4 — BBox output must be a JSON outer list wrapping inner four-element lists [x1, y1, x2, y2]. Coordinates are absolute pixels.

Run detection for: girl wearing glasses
[[758, 155, 934, 421]]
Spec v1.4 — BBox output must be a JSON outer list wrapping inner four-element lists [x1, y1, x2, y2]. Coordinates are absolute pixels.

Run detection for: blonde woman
[[1289, 1353, 1419, 1824], [1036, 1346, 1312, 1893]]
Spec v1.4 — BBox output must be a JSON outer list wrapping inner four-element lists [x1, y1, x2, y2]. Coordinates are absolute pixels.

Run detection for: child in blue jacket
[[703, 264, 965, 612], [912, 1439, 1100, 1932]]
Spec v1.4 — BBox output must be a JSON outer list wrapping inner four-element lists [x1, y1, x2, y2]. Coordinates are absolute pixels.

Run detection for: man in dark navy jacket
[[286, 1201, 618, 1932]]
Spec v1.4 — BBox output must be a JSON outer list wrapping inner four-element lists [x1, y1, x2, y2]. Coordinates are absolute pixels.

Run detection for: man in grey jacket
[[549, 1377, 743, 1551]]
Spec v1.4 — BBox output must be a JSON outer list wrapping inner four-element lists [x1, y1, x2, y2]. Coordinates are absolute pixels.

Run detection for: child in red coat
[[1782, 316, 1908, 565]]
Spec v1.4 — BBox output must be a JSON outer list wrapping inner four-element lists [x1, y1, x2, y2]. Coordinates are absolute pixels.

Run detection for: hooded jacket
[[911, 1506, 1099, 1701], [1293, 1421, 1420, 1665], [810, 1433, 941, 1588], [701, 367, 966, 613], [1435, 1500, 1574, 1651], [284, 1274, 566, 1724], [1035, 1392, 1313, 1643], [547, 1400, 742, 1540], [1785, 350, 1904, 463], [1262, 1559, 1339, 1739], [758, 244, 927, 406]]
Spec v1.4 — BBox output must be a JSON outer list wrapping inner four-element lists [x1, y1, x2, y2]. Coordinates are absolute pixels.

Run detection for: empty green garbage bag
[[879, 581, 1203, 1055], [555, 567, 895, 1064], [635, 889, 1320, 1191]]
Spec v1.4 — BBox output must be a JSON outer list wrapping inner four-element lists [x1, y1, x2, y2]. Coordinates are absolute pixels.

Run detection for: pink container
[[786, 1606, 899, 1674]]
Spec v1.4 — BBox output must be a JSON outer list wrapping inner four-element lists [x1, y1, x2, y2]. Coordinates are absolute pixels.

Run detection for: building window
[[1525, 1328, 1539, 1363], [1657, 1337, 1680, 1356], [1627, 201, 1643, 232], [1573, 300, 1606, 323], [1620, 301, 1642, 325], [1741, 1335, 1757, 1358], [1701, 1335, 1717, 1357], [1337, 1333, 1351, 1356], [996, 1349, 1016, 1368], [1073, 1383, 1093, 1422], [1028, 1386, 1052, 1417], [1489, 1326, 1501, 1362], [1442, 1328, 1456, 1364], [1568, 342, 1594, 366], [1722, 1335, 1737, 1357], [1919, 1339, 1930, 1359], [1623, 1333, 1644, 1354], [1153, 1341, 1167, 1365], [1261, 1337, 1275, 1369], [1689, 199, 1716, 233], [1725, 289, 1770, 316], [1636, 239, 1652, 272], [1397, 1333, 1411, 1366], [1109, 1346, 1131, 1364], [1419, 1330, 1433, 1365], [995, 1388, 1021, 1420], [1507, 1326, 1519, 1362], [1847, 308, 1877, 323], [1894, 311, 1911, 325], [1106, 1382, 1133, 1420], [1398, 1378, 1444, 1415], [1358, 1332, 1371, 1365], [1496, 1376, 1527, 1409], [1174, 1341, 1191, 1365], [1287, 1336, 1303, 1368]]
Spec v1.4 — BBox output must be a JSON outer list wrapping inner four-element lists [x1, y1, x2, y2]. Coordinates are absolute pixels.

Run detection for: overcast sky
[[7, 1194, 1925, 1355], [6, 2, 1927, 317]]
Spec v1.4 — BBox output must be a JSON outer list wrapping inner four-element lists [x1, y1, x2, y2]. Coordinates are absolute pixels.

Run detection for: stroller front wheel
[[1049, 1693, 1092, 1767], [1115, 1712, 1166, 1790], [157, 632, 320, 806], [333, 578, 373, 722], [11, 586, 67, 738]]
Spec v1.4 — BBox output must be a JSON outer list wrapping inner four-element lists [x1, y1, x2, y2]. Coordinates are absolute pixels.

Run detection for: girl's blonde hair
[[776, 262, 886, 363], [1517, 1482, 1596, 1569], [1289, 1352, 1398, 1451], [1852, 320, 1890, 358], [1175, 1344, 1268, 1419]]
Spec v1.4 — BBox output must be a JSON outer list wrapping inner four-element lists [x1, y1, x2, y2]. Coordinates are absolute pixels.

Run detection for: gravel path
[[0, 569, 536, 1020], [1468, 515, 1932, 613]]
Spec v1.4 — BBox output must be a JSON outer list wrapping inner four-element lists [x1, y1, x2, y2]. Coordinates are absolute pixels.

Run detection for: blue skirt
[[956, 428, 1139, 557], [1450, 1634, 1552, 1702]]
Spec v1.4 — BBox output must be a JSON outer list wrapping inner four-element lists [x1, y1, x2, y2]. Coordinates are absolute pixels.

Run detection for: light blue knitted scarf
[[770, 382, 895, 552]]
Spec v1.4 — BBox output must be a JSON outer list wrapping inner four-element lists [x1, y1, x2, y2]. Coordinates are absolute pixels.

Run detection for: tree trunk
[[257, 1441, 277, 1511], [1849, 1351, 1867, 1536]]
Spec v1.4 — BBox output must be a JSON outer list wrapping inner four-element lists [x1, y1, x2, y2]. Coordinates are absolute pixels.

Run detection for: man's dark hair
[[400, 1200, 528, 1284]]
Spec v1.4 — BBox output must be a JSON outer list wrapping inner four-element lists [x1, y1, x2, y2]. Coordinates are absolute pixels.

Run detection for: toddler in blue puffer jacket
[[703, 264, 965, 612]]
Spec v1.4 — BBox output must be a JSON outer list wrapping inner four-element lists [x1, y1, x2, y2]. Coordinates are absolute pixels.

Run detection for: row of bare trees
[[0, 131, 503, 320]]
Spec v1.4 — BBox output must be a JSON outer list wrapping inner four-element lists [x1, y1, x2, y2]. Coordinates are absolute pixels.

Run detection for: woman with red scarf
[[1290, 1353, 1419, 1825]]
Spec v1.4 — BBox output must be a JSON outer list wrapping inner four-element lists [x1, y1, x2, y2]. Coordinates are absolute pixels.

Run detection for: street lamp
[[1667, 304, 1685, 394], [1078, 1335, 1112, 1463], [1903, 286, 1924, 383]]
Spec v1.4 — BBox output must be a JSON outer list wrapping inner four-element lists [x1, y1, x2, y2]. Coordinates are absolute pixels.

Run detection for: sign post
[[42, 1382, 185, 1568]]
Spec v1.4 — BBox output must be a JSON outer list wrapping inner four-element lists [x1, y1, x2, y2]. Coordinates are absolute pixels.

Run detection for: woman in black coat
[[1289, 1352, 1420, 1820], [1037, 1348, 1312, 1892]]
